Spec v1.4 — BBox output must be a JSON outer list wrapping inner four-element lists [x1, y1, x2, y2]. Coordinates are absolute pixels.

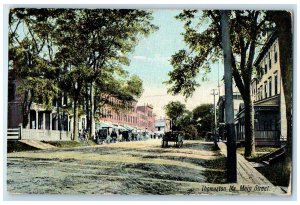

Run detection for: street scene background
[[5, 7, 293, 196]]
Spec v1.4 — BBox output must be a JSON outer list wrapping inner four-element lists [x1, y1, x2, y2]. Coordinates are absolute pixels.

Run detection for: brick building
[[7, 70, 74, 141], [99, 102, 156, 133]]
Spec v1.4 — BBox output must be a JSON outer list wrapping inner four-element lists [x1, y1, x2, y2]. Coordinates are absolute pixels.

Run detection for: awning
[[123, 124, 135, 131], [98, 122, 118, 129], [114, 124, 128, 131]]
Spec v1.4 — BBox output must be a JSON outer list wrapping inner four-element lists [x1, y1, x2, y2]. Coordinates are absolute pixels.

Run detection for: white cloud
[[132, 54, 170, 63]]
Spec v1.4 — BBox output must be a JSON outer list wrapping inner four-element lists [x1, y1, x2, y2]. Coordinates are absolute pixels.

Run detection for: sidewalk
[[19, 140, 56, 150], [217, 142, 276, 186]]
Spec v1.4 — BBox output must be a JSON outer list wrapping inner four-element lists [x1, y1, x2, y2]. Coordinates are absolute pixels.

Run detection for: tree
[[164, 101, 187, 130], [53, 9, 157, 138], [9, 9, 61, 128], [94, 73, 143, 118], [166, 10, 273, 157], [9, 9, 156, 141], [182, 124, 198, 140], [192, 104, 214, 136]]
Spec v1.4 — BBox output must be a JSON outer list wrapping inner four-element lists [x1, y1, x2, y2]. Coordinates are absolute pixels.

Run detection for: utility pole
[[218, 60, 221, 97], [220, 10, 237, 183], [211, 89, 218, 134]]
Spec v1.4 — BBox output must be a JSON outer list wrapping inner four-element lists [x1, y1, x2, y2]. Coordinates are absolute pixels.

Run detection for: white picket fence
[[7, 127, 21, 140], [7, 125, 72, 141]]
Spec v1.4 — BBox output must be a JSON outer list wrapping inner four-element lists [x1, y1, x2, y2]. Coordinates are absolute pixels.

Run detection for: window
[[274, 44, 278, 63], [264, 82, 267, 98], [274, 73, 278, 95], [30, 110, 37, 129], [264, 64, 267, 74], [269, 77, 272, 97], [45, 112, 50, 130]]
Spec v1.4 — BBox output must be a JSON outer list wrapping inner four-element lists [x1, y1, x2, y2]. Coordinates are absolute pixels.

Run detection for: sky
[[124, 9, 225, 118]]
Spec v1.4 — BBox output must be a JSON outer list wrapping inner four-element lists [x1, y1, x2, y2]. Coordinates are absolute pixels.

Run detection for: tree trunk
[[73, 97, 79, 141], [243, 92, 255, 157], [274, 12, 293, 162], [90, 82, 96, 139], [85, 83, 91, 134], [22, 90, 32, 128]]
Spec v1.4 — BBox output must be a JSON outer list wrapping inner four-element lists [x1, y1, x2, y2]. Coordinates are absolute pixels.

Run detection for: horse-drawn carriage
[[161, 131, 183, 148], [95, 129, 108, 144]]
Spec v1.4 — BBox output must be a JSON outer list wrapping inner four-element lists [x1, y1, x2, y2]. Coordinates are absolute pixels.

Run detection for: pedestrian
[[111, 129, 117, 143]]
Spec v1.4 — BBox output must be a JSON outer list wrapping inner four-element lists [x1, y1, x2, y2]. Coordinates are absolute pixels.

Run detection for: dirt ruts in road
[[7, 140, 227, 194]]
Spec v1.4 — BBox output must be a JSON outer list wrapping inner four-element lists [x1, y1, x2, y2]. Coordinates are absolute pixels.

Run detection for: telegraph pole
[[211, 89, 218, 134], [220, 10, 237, 183], [218, 60, 221, 97]]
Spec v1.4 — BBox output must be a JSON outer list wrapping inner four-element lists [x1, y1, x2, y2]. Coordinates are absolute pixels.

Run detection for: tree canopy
[[9, 8, 157, 139], [164, 101, 186, 122], [192, 104, 214, 136], [166, 10, 275, 157]]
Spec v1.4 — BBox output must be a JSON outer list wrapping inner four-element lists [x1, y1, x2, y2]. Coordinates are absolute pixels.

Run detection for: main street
[[7, 140, 283, 195]]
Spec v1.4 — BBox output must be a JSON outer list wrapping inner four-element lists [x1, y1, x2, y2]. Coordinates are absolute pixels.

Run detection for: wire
[[142, 94, 169, 98]]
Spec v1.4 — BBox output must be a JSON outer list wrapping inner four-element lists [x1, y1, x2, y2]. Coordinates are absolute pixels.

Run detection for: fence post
[[19, 123, 22, 140]]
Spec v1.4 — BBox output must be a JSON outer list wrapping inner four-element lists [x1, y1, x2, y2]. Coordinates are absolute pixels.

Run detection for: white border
[[1, 0, 299, 204]]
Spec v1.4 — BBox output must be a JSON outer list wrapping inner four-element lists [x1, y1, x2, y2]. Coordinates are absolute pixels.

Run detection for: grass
[[237, 146, 280, 160], [237, 146, 290, 187], [256, 159, 291, 187], [45, 140, 97, 148], [7, 140, 97, 153], [202, 156, 227, 184], [7, 140, 39, 153]]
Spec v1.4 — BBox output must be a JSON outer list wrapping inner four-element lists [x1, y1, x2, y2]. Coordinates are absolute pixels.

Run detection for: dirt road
[[6, 140, 284, 195]]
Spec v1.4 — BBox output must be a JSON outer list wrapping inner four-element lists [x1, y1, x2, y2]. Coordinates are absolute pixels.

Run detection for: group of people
[[93, 129, 151, 144], [78, 129, 88, 141], [79, 128, 163, 144]]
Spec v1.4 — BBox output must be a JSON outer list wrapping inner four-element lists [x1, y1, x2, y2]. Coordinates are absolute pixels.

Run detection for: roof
[[97, 122, 118, 129], [253, 30, 278, 67], [155, 120, 166, 127]]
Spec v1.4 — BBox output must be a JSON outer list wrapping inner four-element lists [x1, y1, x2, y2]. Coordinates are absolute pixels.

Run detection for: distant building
[[234, 31, 287, 146], [98, 102, 156, 133], [217, 90, 243, 140], [217, 91, 244, 123], [154, 118, 171, 134]]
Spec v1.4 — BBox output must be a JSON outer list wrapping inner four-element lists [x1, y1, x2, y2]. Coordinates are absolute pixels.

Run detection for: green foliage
[[182, 124, 198, 140], [164, 101, 187, 123], [166, 10, 273, 100], [164, 102, 204, 139], [9, 8, 157, 128], [192, 104, 214, 136], [166, 10, 275, 157], [94, 72, 143, 117]]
